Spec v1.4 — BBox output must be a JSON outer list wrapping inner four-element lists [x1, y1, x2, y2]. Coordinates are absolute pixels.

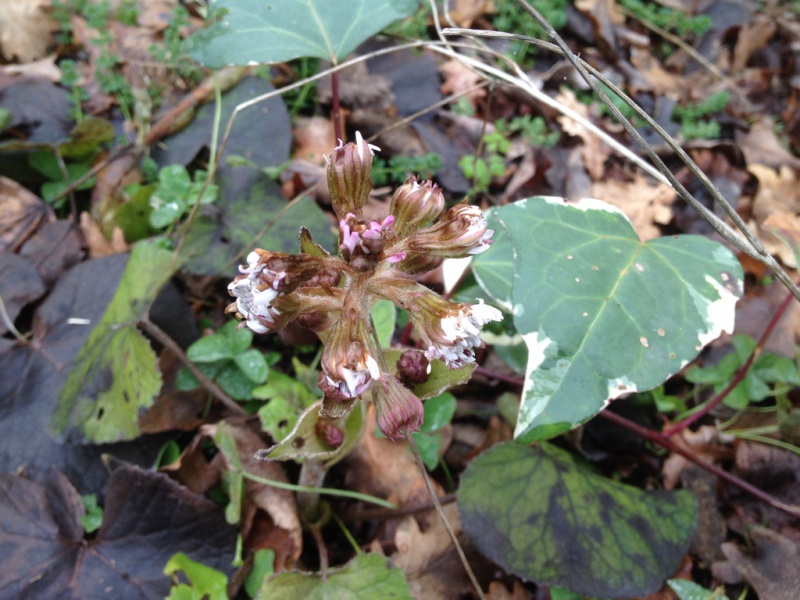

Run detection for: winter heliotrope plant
[[227, 133, 501, 439]]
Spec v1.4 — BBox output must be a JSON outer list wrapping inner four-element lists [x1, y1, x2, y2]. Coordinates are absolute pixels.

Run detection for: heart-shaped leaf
[[492, 197, 743, 442], [186, 0, 420, 68], [471, 208, 513, 311], [458, 441, 697, 598]]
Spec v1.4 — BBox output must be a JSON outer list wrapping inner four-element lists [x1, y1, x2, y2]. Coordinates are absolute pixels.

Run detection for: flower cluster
[[228, 133, 502, 438]]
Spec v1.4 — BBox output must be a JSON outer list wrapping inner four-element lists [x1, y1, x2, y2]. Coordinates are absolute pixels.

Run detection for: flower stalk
[[228, 133, 502, 438]]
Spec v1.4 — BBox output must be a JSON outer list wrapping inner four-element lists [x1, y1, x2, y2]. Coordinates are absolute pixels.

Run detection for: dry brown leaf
[[139, 349, 207, 434], [734, 277, 800, 357], [738, 117, 800, 170], [732, 16, 777, 72], [591, 172, 676, 241], [447, 0, 495, 28], [748, 164, 800, 268], [629, 47, 691, 97], [393, 504, 475, 600], [0, 176, 52, 251], [439, 59, 486, 105], [486, 580, 529, 600], [0, 53, 61, 81], [79, 212, 128, 258], [201, 422, 303, 565], [292, 116, 336, 163], [555, 88, 610, 180], [716, 527, 800, 600], [661, 425, 726, 490], [0, 0, 56, 63]]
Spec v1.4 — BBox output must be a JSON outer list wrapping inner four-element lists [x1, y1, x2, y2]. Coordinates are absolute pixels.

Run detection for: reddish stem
[[475, 366, 800, 518], [664, 282, 797, 436], [331, 70, 343, 141], [599, 410, 800, 518]]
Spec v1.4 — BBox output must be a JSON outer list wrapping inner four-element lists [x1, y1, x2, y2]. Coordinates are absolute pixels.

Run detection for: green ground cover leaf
[[257, 553, 412, 599], [51, 241, 176, 444], [493, 197, 743, 442], [186, 0, 419, 68], [371, 299, 396, 348], [458, 442, 697, 598]]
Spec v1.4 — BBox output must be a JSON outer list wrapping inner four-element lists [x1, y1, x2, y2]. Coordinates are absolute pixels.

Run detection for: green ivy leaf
[[471, 209, 513, 311], [52, 240, 175, 443], [458, 442, 697, 598], [493, 197, 743, 442], [257, 553, 412, 600], [186, 0, 419, 68]]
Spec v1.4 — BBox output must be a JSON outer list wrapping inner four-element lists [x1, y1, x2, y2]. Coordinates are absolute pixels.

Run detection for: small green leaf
[[252, 371, 319, 408], [245, 549, 276, 598], [420, 392, 456, 433], [234, 349, 269, 384], [371, 299, 396, 348], [410, 431, 442, 471], [165, 552, 229, 600], [52, 240, 176, 443], [79, 494, 103, 533], [495, 197, 743, 442], [384, 350, 476, 400], [458, 442, 697, 598], [667, 579, 730, 600], [187, 0, 419, 68], [217, 362, 256, 401], [257, 553, 412, 600], [258, 396, 298, 442], [187, 334, 235, 363]]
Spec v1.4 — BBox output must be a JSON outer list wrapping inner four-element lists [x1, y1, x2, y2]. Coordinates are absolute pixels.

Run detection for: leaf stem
[[407, 434, 486, 600], [138, 316, 247, 416], [599, 410, 800, 518]]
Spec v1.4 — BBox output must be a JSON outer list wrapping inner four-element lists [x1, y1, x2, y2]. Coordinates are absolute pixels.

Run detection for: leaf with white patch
[[495, 197, 743, 442]]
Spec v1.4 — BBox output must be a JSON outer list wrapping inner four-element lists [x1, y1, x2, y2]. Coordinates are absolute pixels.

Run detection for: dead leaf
[[79, 212, 128, 257], [486, 580, 529, 600], [202, 421, 303, 565], [0, 54, 61, 82], [439, 59, 486, 105], [629, 47, 691, 97], [447, 0, 495, 28], [0, 176, 52, 252], [393, 503, 476, 600], [717, 527, 800, 600], [737, 117, 800, 170], [556, 87, 610, 180], [592, 172, 676, 241], [661, 425, 729, 490], [292, 116, 336, 164], [0, 0, 56, 63], [732, 16, 777, 72], [748, 164, 800, 268]]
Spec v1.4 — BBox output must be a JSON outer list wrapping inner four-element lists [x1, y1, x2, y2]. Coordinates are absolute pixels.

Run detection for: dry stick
[[664, 283, 797, 436], [138, 316, 247, 417], [507, 0, 800, 304], [599, 410, 800, 518], [407, 435, 487, 600]]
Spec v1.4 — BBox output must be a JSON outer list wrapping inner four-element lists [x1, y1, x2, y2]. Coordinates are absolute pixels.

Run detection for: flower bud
[[406, 203, 493, 258], [373, 373, 424, 440], [396, 350, 430, 387], [394, 252, 444, 275], [320, 309, 382, 398], [315, 420, 345, 448], [390, 176, 445, 236], [326, 131, 380, 219]]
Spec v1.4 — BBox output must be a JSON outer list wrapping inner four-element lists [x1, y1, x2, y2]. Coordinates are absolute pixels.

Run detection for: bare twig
[[138, 316, 247, 416]]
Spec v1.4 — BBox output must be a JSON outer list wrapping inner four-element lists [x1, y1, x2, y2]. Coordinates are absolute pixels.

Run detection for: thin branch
[[138, 316, 247, 416], [600, 410, 800, 518], [408, 434, 486, 600]]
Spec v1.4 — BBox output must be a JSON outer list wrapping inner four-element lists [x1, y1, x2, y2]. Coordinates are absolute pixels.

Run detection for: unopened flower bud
[[396, 350, 430, 387], [395, 252, 444, 275], [320, 310, 382, 398], [390, 177, 445, 236], [373, 373, 424, 440], [406, 203, 493, 258], [315, 420, 344, 448], [326, 131, 380, 219]]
